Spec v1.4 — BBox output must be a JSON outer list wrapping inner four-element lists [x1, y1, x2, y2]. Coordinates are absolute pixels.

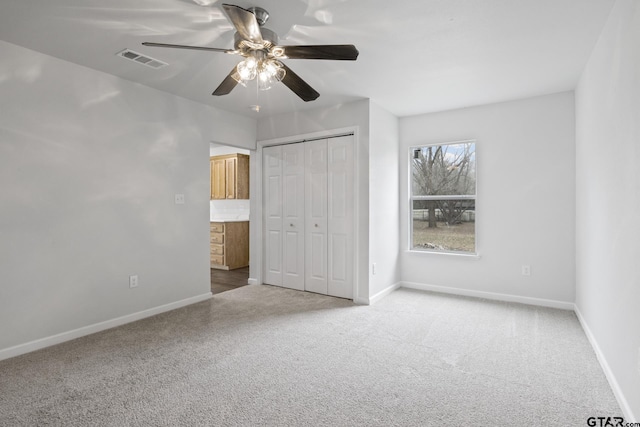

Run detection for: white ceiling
[[0, 0, 614, 119]]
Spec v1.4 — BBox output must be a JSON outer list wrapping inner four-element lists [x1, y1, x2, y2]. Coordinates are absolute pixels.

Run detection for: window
[[410, 141, 476, 254]]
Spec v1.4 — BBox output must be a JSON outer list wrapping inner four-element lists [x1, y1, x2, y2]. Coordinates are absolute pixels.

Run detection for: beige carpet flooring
[[0, 285, 621, 426]]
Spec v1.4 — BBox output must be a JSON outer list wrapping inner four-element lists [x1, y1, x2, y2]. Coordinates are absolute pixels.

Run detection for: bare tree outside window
[[411, 141, 476, 253]]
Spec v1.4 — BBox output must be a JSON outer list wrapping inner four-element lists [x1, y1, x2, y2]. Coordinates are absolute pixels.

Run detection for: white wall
[[575, 0, 640, 420], [368, 102, 400, 298], [256, 100, 371, 302], [399, 92, 576, 306], [0, 41, 256, 356]]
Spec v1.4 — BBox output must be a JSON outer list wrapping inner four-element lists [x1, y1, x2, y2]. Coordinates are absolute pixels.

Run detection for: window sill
[[406, 249, 481, 259]]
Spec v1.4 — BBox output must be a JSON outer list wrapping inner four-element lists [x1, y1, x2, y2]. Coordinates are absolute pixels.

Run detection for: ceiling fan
[[142, 3, 359, 102]]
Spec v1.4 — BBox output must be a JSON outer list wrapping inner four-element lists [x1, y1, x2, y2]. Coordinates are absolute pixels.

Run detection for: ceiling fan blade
[[277, 45, 359, 61], [142, 42, 234, 54], [212, 65, 240, 96], [222, 3, 263, 44], [280, 63, 319, 102]]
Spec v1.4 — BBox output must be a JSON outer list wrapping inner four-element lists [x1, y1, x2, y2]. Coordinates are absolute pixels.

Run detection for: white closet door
[[304, 139, 328, 294], [264, 136, 354, 299], [263, 145, 283, 286], [327, 135, 354, 299], [281, 143, 305, 290]]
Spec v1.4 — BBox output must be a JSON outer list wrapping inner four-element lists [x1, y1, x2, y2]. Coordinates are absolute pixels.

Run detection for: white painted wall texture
[[575, 0, 640, 420], [399, 92, 576, 305], [0, 41, 256, 354], [368, 102, 400, 297]]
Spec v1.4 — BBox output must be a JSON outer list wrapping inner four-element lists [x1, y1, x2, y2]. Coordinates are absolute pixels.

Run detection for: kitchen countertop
[[211, 218, 249, 223]]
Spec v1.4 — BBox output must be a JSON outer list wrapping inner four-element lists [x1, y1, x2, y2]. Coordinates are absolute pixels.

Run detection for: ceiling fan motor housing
[[247, 7, 269, 26], [233, 27, 278, 51]]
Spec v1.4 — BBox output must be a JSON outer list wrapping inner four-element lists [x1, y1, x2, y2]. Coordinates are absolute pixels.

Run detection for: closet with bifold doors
[[263, 134, 354, 299]]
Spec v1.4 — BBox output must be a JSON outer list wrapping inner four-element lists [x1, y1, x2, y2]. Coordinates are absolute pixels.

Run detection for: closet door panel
[[304, 140, 328, 294], [263, 146, 283, 286], [309, 233, 326, 279], [281, 144, 305, 290], [267, 229, 282, 276], [327, 135, 354, 299]]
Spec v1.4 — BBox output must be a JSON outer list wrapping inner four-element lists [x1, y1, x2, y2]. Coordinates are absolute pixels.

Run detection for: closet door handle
[[314, 224, 318, 228], [290, 223, 294, 227]]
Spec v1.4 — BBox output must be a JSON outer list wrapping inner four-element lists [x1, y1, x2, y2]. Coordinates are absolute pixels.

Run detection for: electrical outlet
[[129, 275, 139, 288], [521, 265, 531, 276], [174, 194, 185, 204], [372, 263, 377, 275]]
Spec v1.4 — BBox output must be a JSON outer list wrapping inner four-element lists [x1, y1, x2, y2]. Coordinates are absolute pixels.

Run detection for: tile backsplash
[[210, 199, 250, 221]]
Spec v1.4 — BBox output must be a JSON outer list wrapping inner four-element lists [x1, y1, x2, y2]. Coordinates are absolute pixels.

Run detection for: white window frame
[[409, 139, 477, 256]]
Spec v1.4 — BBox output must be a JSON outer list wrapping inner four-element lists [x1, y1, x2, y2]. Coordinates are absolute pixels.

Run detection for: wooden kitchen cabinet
[[210, 154, 249, 200], [211, 158, 226, 200], [210, 221, 249, 270]]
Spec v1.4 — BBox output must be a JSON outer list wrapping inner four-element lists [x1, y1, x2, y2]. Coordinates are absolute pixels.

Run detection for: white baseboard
[[0, 292, 213, 362], [368, 282, 401, 305], [353, 296, 370, 305], [399, 281, 574, 310], [574, 305, 636, 422], [247, 278, 259, 286]]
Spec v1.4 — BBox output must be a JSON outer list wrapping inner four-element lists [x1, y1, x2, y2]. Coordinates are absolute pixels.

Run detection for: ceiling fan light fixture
[[271, 46, 285, 58], [231, 70, 247, 87], [232, 57, 286, 91], [263, 59, 285, 81], [257, 59, 286, 91], [236, 57, 258, 81], [257, 71, 273, 91]]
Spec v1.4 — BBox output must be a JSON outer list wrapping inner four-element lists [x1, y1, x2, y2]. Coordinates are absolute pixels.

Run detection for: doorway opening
[[209, 142, 251, 295]]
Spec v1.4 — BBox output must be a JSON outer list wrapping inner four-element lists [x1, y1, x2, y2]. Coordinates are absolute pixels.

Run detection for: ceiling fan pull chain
[[254, 78, 260, 113]]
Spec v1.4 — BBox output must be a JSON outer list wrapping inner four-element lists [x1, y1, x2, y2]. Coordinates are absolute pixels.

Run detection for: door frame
[[250, 126, 361, 302]]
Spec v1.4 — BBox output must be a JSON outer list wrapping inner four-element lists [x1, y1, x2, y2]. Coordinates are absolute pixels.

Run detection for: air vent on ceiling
[[116, 49, 168, 69]]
